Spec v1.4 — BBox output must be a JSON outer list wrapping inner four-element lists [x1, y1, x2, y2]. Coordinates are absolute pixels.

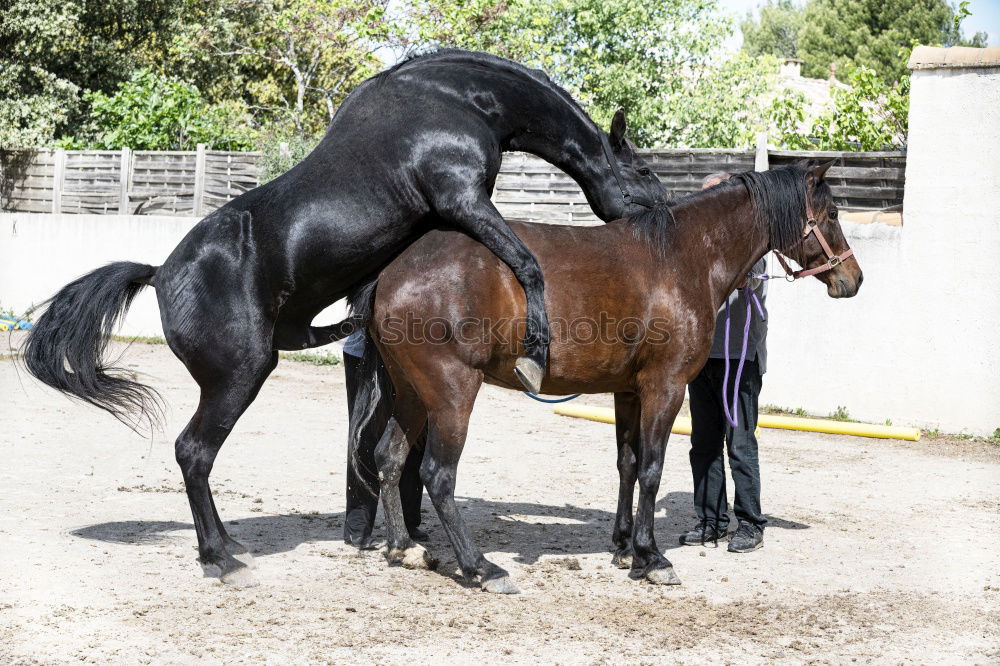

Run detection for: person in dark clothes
[[342, 331, 426, 547], [679, 171, 767, 553]]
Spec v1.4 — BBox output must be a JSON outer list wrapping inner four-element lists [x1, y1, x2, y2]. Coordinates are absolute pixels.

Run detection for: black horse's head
[[590, 108, 668, 222]]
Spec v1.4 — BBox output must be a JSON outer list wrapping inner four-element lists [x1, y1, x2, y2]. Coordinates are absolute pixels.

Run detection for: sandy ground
[[1, 338, 998, 664]]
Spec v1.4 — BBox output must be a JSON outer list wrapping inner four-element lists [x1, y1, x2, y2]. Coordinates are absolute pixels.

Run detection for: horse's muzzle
[[831, 271, 863, 298]]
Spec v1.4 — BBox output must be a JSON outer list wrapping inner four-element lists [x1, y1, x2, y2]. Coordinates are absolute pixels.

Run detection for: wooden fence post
[[755, 132, 769, 171], [279, 141, 291, 162], [118, 147, 131, 214], [51, 148, 66, 213], [193, 143, 207, 217]]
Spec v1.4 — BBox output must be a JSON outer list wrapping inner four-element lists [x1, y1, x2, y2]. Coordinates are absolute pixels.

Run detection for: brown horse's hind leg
[[375, 416, 437, 571], [612, 392, 641, 569], [629, 385, 686, 586], [406, 368, 518, 593]]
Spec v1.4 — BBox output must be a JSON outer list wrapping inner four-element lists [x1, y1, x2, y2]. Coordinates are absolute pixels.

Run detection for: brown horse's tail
[[20, 261, 164, 432], [346, 278, 387, 497]]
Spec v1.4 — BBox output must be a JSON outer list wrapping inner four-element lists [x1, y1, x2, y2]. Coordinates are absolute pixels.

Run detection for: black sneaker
[[343, 508, 376, 548], [407, 526, 430, 542], [679, 521, 729, 546], [727, 522, 764, 553]]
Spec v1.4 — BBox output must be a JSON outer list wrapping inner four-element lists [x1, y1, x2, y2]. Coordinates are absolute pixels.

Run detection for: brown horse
[[353, 161, 862, 592]]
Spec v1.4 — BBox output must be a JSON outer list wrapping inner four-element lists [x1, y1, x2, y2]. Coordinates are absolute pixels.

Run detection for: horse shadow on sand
[[71, 492, 808, 566]]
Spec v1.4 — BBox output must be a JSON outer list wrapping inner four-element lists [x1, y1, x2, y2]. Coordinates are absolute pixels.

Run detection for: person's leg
[[725, 358, 766, 551], [343, 353, 382, 546], [685, 359, 730, 542], [400, 426, 426, 538]]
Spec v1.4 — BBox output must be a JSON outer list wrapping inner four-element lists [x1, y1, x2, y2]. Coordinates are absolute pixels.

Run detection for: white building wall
[[0, 213, 348, 347], [762, 66, 1000, 436]]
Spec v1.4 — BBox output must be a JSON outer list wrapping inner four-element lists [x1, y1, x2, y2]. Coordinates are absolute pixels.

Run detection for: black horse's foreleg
[[629, 385, 685, 586], [374, 416, 437, 570], [174, 351, 277, 586], [612, 392, 641, 569], [435, 194, 550, 393]]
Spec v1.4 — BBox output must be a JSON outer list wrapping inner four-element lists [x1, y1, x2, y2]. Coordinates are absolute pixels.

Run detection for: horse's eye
[[638, 167, 651, 177], [829, 209, 838, 219]]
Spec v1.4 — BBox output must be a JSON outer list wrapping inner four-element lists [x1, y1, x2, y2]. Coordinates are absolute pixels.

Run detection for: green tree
[[662, 54, 811, 149], [185, 0, 398, 137], [63, 69, 258, 150], [741, 0, 803, 59], [0, 0, 186, 145], [808, 66, 909, 150], [796, 0, 986, 83], [406, 0, 732, 147], [404, 0, 555, 61], [0, 65, 80, 148]]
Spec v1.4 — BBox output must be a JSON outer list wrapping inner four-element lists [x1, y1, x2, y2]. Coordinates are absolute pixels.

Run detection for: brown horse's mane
[[628, 164, 826, 257]]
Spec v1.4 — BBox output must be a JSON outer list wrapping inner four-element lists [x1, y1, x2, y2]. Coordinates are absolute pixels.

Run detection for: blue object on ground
[[0, 317, 32, 330]]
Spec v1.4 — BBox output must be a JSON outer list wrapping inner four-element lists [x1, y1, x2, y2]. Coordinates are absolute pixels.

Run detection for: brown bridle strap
[[773, 195, 854, 280]]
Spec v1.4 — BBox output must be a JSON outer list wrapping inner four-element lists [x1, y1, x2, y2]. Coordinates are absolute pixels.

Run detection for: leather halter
[[773, 196, 854, 280], [599, 133, 656, 209]]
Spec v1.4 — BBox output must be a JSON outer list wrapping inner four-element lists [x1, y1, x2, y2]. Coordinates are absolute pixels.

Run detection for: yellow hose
[[553, 404, 921, 441], [756, 414, 921, 440]]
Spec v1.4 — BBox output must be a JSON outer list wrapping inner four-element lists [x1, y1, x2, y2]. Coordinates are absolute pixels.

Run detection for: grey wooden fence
[[1, 146, 905, 222], [0, 146, 260, 215]]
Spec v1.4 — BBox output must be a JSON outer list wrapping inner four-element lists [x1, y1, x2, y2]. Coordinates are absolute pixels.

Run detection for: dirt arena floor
[[1, 338, 998, 664]]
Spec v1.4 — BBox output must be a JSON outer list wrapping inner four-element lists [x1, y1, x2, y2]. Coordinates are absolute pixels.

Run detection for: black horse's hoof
[[481, 575, 520, 594], [514, 356, 544, 394], [645, 566, 682, 586]]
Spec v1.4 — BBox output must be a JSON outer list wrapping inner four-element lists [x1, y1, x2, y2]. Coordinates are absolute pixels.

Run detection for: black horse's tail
[[21, 261, 163, 430], [346, 278, 390, 497]]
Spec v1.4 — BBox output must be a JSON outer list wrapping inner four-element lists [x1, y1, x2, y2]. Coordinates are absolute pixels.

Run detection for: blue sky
[[717, 0, 999, 48]]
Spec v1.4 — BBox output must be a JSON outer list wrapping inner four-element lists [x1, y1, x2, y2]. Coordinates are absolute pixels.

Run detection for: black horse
[[21, 49, 665, 585]]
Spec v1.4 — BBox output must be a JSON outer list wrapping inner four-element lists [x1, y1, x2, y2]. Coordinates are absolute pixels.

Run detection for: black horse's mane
[[629, 164, 823, 255], [370, 49, 593, 124]]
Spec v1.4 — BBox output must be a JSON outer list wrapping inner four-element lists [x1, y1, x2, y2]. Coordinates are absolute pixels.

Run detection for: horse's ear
[[810, 159, 835, 182], [610, 107, 627, 149]]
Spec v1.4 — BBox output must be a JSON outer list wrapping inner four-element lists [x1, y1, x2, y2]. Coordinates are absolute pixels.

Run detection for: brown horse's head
[[774, 161, 864, 299]]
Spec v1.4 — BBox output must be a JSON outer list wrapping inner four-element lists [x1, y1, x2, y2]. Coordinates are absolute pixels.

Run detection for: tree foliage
[[406, 0, 732, 147], [743, 0, 988, 84], [180, 0, 397, 137], [0, 0, 185, 144], [662, 54, 812, 149], [807, 66, 909, 150], [0, 65, 80, 148], [1, 0, 990, 152], [62, 70, 258, 150], [741, 0, 803, 60]]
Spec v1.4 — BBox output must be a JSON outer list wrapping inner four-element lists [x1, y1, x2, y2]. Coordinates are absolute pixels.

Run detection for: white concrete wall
[[763, 66, 1000, 436], [0, 213, 348, 347], [2, 214, 198, 337]]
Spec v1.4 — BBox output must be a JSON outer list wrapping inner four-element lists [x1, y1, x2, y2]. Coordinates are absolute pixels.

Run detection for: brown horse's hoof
[[388, 544, 438, 570], [514, 357, 544, 394], [645, 566, 682, 586]]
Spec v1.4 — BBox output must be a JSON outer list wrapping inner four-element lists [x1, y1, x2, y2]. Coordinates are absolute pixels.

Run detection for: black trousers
[[344, 353, 424, 541], [687, 357, 766, 530]]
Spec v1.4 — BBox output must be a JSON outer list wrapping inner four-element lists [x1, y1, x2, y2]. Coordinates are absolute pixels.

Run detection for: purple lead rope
[[721, 285, 766, 428]]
